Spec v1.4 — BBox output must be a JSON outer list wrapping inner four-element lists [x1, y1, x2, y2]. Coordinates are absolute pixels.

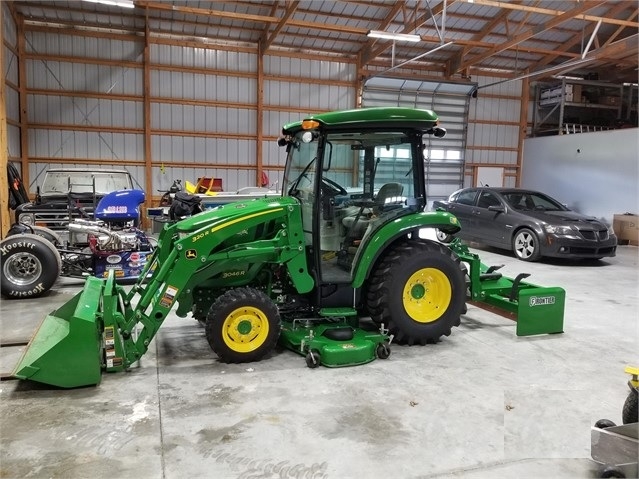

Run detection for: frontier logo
[[529, 296, 556, 307]]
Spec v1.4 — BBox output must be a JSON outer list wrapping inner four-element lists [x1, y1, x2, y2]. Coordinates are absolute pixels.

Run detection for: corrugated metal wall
[[3, 5, 20, 167], [21, 29, 358, 196], [467, 76, 523, 189], [18, 27, 525, 200], [25, 31, 144, 190], [262, 56, 356, 190]]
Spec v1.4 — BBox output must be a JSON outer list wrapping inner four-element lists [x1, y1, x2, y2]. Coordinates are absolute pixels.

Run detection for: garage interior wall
[[4, 5, 20, 181], [8, 21, 534, 210], [18, 23, 357, 200], [521, 128, 639, 225]]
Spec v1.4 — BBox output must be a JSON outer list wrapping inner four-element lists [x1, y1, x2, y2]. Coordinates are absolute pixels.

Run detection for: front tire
[[1, 234, 61, 299], [366, 239, 466, 345], [513, 228, 542, 262], [205, 287, 281, 363], [622, 389, 638, 425]]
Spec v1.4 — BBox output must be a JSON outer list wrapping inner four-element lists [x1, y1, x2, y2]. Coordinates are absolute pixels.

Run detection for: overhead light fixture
[[82, 0, 135, 8], [367, 30, 421, 43]]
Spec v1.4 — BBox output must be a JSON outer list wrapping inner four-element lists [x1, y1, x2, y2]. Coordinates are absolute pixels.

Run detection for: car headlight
[[544, 225, 573, 235], [18, 213, 35, 226]]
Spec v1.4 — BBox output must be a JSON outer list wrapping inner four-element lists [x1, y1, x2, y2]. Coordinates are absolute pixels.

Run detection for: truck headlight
[[544, 225, 573, 235], [18, 213, 35, 226]]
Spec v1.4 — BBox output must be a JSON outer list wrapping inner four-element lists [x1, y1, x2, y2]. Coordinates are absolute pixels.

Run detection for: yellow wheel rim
[[402, 268, 452, 323], [222, 306, 270, 353]]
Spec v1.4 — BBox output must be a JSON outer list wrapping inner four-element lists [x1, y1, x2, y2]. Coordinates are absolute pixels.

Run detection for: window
[[455, 189, 477, 206], [477, 191, 501, 209]]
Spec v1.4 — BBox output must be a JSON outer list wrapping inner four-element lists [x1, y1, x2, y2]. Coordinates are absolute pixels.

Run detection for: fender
[[351, 210, 460, 289]]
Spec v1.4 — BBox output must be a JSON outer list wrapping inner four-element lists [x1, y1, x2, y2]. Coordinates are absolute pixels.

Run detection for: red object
[[261, 171, 269, 187]]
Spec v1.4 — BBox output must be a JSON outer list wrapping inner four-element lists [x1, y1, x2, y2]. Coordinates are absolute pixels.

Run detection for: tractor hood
[[175, 195, 295, 234]]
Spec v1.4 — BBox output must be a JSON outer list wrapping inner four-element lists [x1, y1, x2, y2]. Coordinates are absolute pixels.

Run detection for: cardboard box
[[613, 214, 639, 243], [599, 95, 620, 106]]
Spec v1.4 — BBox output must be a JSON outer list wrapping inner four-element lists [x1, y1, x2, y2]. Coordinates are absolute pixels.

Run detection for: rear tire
[[1, 234, 61, 299], [366, 239, 466, 345], [205, 287, 281, 363], [622, 389, 638, 425], [513, 228, 542, 262]]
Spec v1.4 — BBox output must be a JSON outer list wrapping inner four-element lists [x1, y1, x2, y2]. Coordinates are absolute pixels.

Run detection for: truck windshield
[[41, 171, 133, 195]]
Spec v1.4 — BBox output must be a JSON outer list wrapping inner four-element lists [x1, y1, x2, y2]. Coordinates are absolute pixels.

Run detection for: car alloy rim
[[402, 267, 452, 323], [222, 306, 269, 353], [515, 232, 535, 258], [3, 252, 42, 286]]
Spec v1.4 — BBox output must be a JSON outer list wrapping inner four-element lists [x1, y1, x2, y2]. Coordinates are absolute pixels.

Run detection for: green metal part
[[279, 319, 389, 367], [351, 210, 460, 288], [448, 239, 565, 336], [12, 275, 105, 387]]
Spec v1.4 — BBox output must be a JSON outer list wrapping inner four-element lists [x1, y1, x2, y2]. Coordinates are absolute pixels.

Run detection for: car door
[[445, 188, 478, 237], [473, 190, 509, 247]]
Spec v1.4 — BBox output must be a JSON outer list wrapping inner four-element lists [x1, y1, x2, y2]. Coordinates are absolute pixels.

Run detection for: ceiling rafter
[[260, 1, 299, 53], [358, 0, 407, 62], [468, 0, 639, 28], [454, 0, 606, 74], [361, 0, 456, 64], [529, 1, 632, 72]]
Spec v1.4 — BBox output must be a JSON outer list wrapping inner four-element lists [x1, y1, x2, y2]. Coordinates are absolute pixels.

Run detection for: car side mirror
[[488, 205, 505, 213]]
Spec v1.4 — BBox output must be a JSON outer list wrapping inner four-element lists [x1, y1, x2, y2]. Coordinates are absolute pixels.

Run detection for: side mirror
[[488, 205, 505, 213]]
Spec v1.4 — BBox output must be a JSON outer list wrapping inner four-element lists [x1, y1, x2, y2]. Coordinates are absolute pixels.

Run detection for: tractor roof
[[282, 107, 439, 135]]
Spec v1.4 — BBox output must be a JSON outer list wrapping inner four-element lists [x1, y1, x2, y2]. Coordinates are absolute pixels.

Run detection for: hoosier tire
[[1, 233, 61, 299], [366, 239, 466, 345], [205, 287, 281, 363]]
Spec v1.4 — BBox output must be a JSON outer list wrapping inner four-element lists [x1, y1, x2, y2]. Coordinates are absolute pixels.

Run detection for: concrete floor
[[0, 240, 637, 479]]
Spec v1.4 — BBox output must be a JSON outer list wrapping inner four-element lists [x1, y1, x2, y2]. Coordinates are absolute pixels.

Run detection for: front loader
[[13, 107, 564, 388]]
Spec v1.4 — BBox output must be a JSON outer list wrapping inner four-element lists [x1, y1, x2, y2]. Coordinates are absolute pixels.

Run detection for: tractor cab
[[280, 108, 446, 290]]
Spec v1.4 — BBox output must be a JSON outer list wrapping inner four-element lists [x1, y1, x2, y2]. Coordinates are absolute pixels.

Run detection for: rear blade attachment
[[450, 240, 565, 336]]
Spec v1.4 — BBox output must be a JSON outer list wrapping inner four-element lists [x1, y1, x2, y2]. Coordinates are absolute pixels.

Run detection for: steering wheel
[[321, 177, 348, 196]]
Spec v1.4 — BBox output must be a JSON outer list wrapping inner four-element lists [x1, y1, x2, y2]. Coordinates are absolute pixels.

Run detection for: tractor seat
[[342, 182, 404, 236]]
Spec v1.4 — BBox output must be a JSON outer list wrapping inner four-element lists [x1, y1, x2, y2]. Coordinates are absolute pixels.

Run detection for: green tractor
[[12, 107, 564, 388]]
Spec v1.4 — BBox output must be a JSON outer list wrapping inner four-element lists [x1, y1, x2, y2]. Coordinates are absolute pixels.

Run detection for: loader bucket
[[12, 276, 105, 388]]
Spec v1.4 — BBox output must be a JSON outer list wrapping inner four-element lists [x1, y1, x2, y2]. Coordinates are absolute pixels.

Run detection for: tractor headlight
[[544, 225, 573, 235], [18, 213, 35, 226]]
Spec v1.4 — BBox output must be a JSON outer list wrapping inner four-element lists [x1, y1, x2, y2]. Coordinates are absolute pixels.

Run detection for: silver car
[[433, 187, 617, 262]]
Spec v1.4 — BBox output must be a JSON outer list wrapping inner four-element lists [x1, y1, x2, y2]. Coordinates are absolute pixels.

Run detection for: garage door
[[361, 77, 476, 206]]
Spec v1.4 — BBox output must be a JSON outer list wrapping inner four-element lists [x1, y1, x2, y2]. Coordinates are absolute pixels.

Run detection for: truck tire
[[1, 233, 61, 299], [366, 239, 466, 345], [205, 287, 281, 363], [622, 389, 638, 425]]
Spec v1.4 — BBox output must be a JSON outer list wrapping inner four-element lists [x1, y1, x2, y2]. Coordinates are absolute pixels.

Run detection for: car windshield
[[503, 191, 567, 212], [41, 171, 133, 195]]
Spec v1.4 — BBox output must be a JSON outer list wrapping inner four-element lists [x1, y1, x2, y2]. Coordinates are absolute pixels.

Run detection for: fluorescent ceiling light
[[367, 30, 421, 43], [82, 0, 135, 8]]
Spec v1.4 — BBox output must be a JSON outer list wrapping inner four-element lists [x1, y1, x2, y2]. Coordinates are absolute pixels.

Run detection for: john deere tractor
[[12, 107, 564, 388]]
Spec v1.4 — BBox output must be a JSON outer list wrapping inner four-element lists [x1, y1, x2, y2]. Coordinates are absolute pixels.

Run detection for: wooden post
[[143, 16, 152, 228], [516, 74, 530, 187], [0, 5, 10, 237], [17, 14, 28, 192], [256, 42, 264, 187]]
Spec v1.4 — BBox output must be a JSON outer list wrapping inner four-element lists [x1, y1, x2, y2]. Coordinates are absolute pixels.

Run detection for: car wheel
[[512, 228, 542, 262]]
